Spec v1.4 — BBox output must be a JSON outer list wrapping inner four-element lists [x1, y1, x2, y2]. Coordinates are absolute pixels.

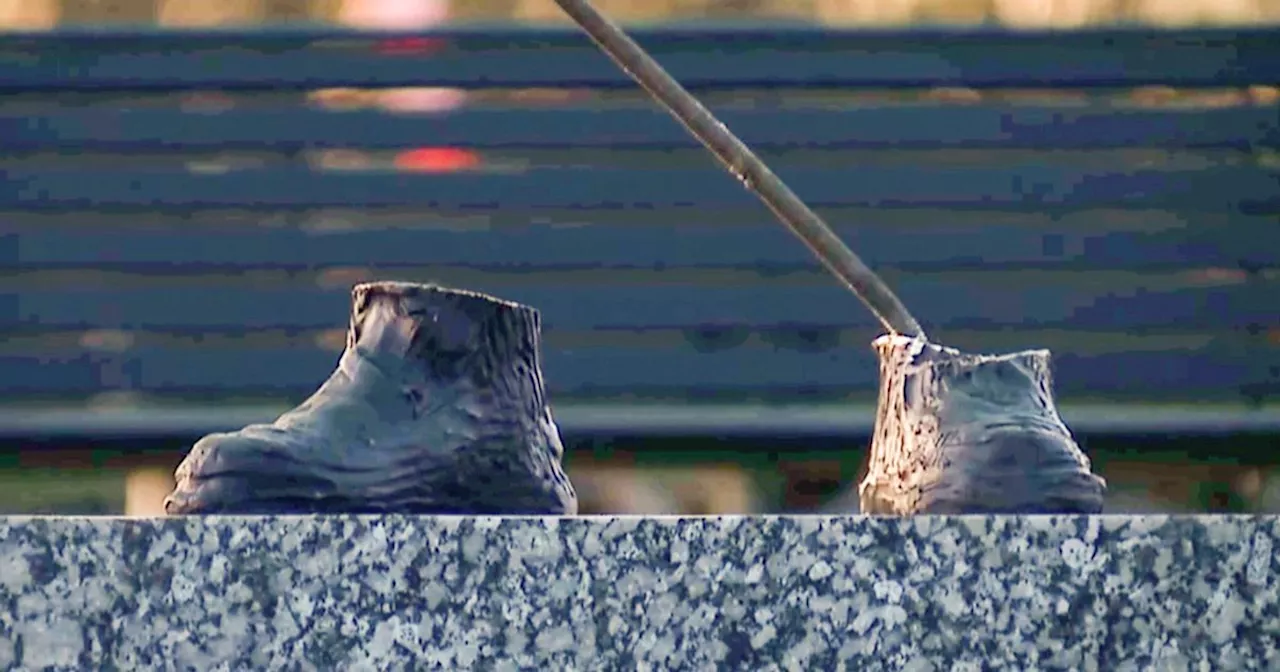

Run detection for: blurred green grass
[[0, 468, 126, 514]]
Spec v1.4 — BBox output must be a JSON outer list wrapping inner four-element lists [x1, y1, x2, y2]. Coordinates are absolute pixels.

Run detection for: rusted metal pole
[[552, 0, 925, 338]]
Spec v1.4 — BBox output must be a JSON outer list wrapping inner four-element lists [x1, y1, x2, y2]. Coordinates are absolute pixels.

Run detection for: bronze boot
[[165, 281, 578, 515], [858, 335, 1106, 514]]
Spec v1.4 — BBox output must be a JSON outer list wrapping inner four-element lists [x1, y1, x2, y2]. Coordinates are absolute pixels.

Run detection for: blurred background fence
[[1, 0, 1278, 517], [3, 0, 1280, 28]]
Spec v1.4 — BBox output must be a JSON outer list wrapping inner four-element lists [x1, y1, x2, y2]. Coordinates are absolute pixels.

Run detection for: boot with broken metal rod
[[858, 335, 1107, 514], [165, 281, 578, 515]]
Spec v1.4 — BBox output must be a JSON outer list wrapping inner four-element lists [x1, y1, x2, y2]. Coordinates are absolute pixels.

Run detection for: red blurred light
[[374, 37, 447, 56], [394, 147, 481, 173]]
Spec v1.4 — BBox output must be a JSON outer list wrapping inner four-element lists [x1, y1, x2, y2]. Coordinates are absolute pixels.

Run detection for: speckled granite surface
[[1, 516, 1277, 671]]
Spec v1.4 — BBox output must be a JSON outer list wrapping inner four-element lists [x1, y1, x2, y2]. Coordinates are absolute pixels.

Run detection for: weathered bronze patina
[[858, 335, 1107, 514], [165, 281, 578, 515]]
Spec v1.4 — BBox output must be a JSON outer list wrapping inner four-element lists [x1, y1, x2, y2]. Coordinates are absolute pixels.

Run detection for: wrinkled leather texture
[[165, 281, 578, 515], [858, 335, 1107, 515]]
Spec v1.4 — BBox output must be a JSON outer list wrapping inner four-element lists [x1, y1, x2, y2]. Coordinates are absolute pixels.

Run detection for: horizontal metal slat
[[5, 105, 1276, 150], [6, 210, 1278, 270], [2, 274, 1274, 331], [3, 403, 1279, 441], [4, 165, 1275, 210], [0, 339, 1271, 402], [1, 26, 1275, 91]]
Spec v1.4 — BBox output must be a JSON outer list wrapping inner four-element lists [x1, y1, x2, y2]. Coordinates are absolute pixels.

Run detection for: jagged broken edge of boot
[[857, 334, 1108, 515]]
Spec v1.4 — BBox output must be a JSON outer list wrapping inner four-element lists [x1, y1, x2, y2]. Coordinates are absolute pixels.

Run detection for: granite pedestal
[[0, 516, 1276, 670]]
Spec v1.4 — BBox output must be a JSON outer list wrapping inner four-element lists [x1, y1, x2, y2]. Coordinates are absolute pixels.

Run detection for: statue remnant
[[165, 282, 578, 515], [859, 335, 1106, 514]]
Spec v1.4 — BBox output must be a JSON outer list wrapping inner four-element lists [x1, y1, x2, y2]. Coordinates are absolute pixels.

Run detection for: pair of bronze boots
[[165, 281, 1104, 516]]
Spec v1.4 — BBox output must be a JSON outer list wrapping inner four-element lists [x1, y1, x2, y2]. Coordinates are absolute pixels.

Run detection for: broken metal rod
[[551, 0, 926, 338]]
